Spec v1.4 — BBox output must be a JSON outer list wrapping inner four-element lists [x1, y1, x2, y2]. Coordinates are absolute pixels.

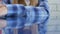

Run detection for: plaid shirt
[[2, 4, 49, 34], [3, 4, 48, 28], [38, 0, 49, 34], [2, 0, 49, 34]]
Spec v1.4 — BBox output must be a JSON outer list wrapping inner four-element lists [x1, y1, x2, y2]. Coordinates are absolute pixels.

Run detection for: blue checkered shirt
[[2, 0, 49, 34], [3, 4, 48, 28]]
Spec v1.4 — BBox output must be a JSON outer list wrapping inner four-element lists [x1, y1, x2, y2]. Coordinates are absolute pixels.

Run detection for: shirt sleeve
[[38, 0, 49, 11], [2, 0, 12, 4], [5, 4, 49, 28]]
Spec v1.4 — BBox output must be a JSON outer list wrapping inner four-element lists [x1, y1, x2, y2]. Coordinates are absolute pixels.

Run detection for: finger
[[0, 5, 7, 16], [0, 19, 7, 28]]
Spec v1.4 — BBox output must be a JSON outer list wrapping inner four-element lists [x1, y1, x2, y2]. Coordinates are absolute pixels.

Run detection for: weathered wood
[[0, 30, 2, 34], [12, 0, 38, 6], [12, 0, 18, 4], [31, 24, 38, 34]]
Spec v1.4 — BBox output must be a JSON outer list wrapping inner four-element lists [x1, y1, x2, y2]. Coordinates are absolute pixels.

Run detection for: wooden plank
[[12, 0, 18, 4], [31, 24, 38, 34], [0, 30, 2, 34], [13, 28, 18, 34], [24, 24, 38, 34]]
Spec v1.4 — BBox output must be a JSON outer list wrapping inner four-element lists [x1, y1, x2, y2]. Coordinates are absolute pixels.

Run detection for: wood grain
[[12, 0, 38, 6]]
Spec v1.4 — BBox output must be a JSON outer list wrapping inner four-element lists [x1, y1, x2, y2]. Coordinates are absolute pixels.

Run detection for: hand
[[0, 4, 7, 16], [0, 4, 7, 28]]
